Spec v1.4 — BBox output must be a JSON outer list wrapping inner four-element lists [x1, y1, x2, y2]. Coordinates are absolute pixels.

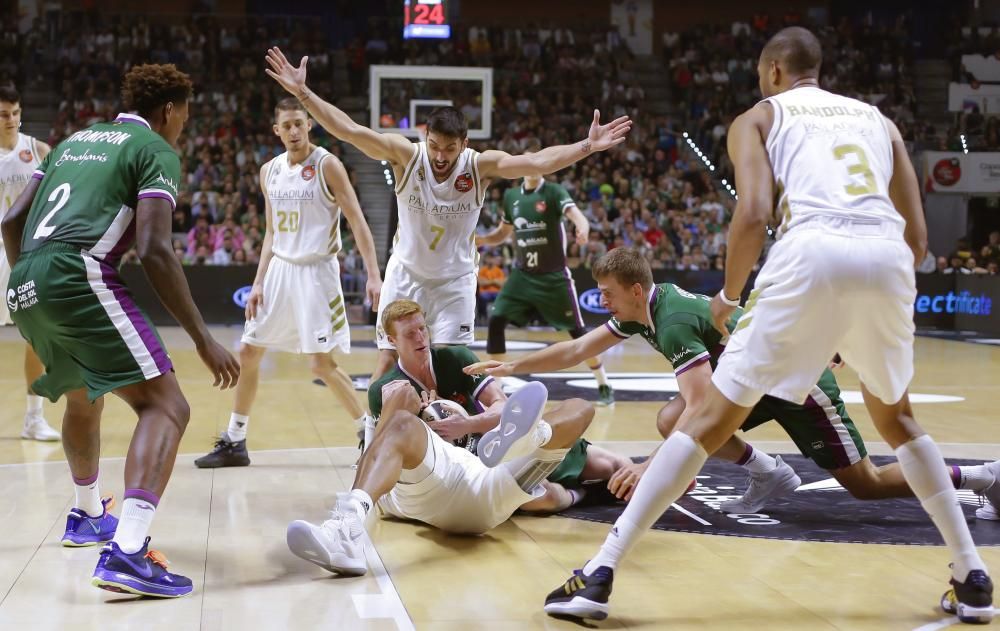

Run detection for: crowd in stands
[[949, 20, 1000, 151], [4, 9, 992, 305], [925, 232, 1000, 275]]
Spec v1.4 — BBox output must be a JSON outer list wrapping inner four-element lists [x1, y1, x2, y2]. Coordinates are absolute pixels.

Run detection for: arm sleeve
[[604, 316, 634, 340], [658, 323, 711, 375], [136, 142, 181, 209], [554, 184, 575, 216]]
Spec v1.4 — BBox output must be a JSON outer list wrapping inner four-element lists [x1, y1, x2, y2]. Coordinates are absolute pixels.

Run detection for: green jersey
[[22, 113, 180, 264], [368, 346, 495, 451], [605, 283, 743, 375], [502, 181, 575, 273]]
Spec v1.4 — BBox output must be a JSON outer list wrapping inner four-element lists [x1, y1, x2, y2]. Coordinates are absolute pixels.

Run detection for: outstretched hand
[[586, 110, 632, 153], [463, 360, 513, 378], [265, 47, 308, 95]]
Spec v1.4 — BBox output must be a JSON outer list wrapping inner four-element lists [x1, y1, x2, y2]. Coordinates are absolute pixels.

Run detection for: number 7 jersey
[[21, 113, 180, 264], [762, 86, 903, 238], [392, 142, 487, 280]]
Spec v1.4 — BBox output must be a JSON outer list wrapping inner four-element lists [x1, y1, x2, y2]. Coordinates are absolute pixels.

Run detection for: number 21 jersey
[[392, 142, 487, 280]]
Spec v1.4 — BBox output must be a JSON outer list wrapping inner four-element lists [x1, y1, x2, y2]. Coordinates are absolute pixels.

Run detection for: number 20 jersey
[[392, 142, 487, 280], [263, 146, 342, 262], [762, 86, 902, 238]]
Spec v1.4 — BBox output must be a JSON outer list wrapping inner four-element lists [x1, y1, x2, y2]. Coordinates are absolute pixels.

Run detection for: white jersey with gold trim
[[763, 86, 903, 238], [263, 146, 341, 263], [391, 142, 487, 280], [0, 133, 41, 222]]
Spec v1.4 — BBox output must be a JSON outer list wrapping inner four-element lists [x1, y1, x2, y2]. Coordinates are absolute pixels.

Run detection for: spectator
[[477, 253, 506, 322]]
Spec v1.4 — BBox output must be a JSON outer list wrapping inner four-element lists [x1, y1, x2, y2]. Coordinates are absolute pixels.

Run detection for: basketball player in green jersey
[[2, 64, 239, 597], [0, 86, 60, 441], [478, 141, 614, 406], [467, 247, 1000, 514]]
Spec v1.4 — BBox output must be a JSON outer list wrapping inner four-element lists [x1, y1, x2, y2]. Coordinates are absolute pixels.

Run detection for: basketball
[[419, 399, 480, 452]]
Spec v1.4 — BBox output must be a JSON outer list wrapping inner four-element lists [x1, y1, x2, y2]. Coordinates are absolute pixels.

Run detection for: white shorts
[[241, 255, 350, 354], [0, 244, 11, 325], [377, 423, 541, 534], [714, 217, 915, 407], [375, 255, 476, 350]]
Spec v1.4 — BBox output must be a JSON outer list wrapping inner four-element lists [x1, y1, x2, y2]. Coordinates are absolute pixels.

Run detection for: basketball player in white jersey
[[264, 47, 631, 381], [0, 86, 60, 441], [541, 28, 994, 624], [195, 98, 382, 468]]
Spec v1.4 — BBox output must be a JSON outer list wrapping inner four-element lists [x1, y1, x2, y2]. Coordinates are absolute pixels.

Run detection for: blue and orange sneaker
[[91, 537, 193, 598], [62, 496, 118, 547]]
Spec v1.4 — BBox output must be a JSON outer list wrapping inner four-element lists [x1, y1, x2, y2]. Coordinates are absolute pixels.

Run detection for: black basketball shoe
[[941, 568, 994, 624], [543, 566, 613, 620], [194, 433, 250, 468]]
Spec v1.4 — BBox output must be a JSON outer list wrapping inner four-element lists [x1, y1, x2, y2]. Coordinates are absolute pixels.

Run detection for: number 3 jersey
[[392, 142, 487, 280], [22, 113, 180, 264], [263, 146, 342, 263], [763, 86, 902, 238]]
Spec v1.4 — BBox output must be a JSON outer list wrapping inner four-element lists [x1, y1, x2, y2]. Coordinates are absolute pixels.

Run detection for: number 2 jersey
[[763, 86, 902, 238], [392, 142, 487, 280], [21, 113, 180, 265]]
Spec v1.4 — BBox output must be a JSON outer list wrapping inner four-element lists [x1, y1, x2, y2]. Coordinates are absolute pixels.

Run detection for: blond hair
[[591, 247, 653, 291], [381, 299, 424, 337]]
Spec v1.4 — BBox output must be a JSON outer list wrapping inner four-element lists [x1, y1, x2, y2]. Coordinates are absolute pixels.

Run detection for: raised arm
[[265, 47, 414, 169], [464, 325, 622, 377], [477, 110, 632, 181], [324, 154, 382, 309], [884, 116, 928, 264]]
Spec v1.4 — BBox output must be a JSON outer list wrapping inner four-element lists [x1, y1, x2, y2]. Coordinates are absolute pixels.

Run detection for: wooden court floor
[[1, 323, 999, 630]]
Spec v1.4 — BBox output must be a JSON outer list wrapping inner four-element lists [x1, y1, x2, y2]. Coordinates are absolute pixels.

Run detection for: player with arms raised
[[264, 47, 631, 380], [2, 64, 239, 598]]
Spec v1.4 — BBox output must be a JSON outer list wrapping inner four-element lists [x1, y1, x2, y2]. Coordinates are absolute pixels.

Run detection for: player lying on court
[[472, 248, 1000, 521], [264, 46, 632, 396], [194, 97, 381, 468], [534, 27, 992, 623], [284, 299, 630, 576], [476, 140, 614, 407]]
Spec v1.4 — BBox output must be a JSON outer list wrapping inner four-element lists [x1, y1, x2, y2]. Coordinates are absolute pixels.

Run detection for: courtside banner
[[121, 264, 255, 325], [924, 151, 1000, 194], [955, 275, 1000, 335]]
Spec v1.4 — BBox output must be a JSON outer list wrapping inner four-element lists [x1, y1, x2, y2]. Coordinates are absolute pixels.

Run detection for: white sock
[[591, 364, 608, 387], [740, 445, 777, 474], [114, 497, 157, 554], [73, 476, 103, 517], [955, 464, 995, 492], [227, 413, 249, 442], [896, 435, 987, 581], [25, 394, 44, 418], [583, 432, 707, 574], [346, 488, 375, 529], [567, 488, 586, 507]]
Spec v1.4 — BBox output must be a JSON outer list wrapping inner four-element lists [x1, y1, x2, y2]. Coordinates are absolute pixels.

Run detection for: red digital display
[[403, 1, 450, 39]]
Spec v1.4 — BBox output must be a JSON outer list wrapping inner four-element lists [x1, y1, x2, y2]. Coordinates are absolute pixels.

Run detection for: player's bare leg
[[656, 396, 798, 513], [309, 352, 364, 419], [21, 343, 60, 441], [862, 385, 992, 623], [195, 344, 264, 468]]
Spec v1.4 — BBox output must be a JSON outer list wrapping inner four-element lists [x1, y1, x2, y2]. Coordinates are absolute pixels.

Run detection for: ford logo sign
[[233, 285, 252, 309], [579, 288, 608, 314]]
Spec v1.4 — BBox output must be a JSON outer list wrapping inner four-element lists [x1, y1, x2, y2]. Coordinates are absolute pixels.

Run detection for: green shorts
[[491, 268, 584, 331], [547, 438, 590, 486], [742, 374, 867, 470], [8, 242, 172, 402]]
